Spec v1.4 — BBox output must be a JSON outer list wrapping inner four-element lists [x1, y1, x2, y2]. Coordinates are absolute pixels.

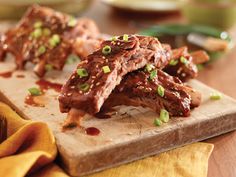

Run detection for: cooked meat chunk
[[59, 35, 170, 115], [0, 5, 101, 77], [103, 69, 201, 117], [164, 47, 198, 82]]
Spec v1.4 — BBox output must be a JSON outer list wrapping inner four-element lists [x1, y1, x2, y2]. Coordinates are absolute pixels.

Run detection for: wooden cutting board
[[1, 57, 236, 176]]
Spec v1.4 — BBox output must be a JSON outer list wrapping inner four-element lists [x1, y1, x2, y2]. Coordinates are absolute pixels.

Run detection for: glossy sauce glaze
[[36, 79, 63, 92], [85, 127, 100, 136]]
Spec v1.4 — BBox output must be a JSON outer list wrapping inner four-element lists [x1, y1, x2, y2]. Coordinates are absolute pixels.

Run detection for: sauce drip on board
[[85, 127, 100, 136], [36, 79, 63, 92], [0, 71, 13, 78]]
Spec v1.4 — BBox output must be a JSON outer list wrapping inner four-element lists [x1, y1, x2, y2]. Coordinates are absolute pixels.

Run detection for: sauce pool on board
[[85, 127, 100, 136]]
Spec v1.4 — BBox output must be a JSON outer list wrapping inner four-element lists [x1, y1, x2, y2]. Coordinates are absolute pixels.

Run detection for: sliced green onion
[[145, 64, 154, 72], [43, 28, 51, 36], [37, 45, 46, 56], [154, 118, 162, 126], [169, 59, 178, 66], [149, 70, 157, 80], [66, 54, 80, 64], [77, 68, 88, 78], [102, 45, 112, 55], [111, 36, 118, 41], [123, 34, 129, 42], [68, 17, 77, 27], [34, 21, 43, 28], [45, 64, 53, 71], [180, 56, 188, 65], [210, 92, 222, 100], [49, 34, 61, 48], [31, 28, 42, 38], [157, 85, 165, 97], [28, 87, 42, 96], [79, 83, 90, 92], [102, 65, 111, 74], [160, 109, 169, 123]]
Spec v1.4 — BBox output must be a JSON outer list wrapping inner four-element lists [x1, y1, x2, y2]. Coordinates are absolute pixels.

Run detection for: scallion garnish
[[66, 54, 80, 64], [154, 118, 162, 126], [34, 21, 43, 28], [160, 109, 169, 123], [157, 85, 165, 97], [169, 59, 178, 66], [68, 17, 77, 27], [28, 87, 42, 96], [77, 68, 88, 78], [31, 28, 42, 39], [102, 45, 112, 55], [38, 45, 46, 56], [210, 92, 222, 100], [102, 65, 111, 73], [49, 34, 60, 48], [79, 83, 90, 92], [180, 56, 188, 65], [149, 70, 157, 80], [111, 36, 118, 41], [43, 28, 51, 36], [123, 34, 129, 42], [45, 64, 53, 71], [145, 64, 154, 72]]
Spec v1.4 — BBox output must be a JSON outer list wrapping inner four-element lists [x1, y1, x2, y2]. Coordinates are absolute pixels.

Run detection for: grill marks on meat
[[103, 69, 201, 117], [0, 5, 101, 77], [59, 35, 170, 115]]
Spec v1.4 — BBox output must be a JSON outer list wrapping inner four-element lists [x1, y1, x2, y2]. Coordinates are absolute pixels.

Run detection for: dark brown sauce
[[85, 127, 100, 136], [24, 95, 45, 107], [36, 79, 62, 92], [94, 107, 116, 119], [16, 74, 25, 78], [0, 71, 13, 78]]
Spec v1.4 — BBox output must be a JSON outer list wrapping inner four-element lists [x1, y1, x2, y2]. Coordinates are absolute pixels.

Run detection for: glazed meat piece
[[103, 69, 201, 117], [59, 35, 170, 115], [164, 47, 198, 81], [0, 5, 101, 77]]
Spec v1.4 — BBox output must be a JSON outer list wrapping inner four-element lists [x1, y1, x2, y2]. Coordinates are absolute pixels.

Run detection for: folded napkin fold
[[0, 102, 214, 177]]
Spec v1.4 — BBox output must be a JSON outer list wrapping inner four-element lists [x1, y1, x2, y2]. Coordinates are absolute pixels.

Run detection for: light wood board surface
[[0, 56, 236, 176]]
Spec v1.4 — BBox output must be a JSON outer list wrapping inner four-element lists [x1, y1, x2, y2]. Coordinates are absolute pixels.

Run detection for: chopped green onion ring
[[102, 65, 111, 74], [160, 109, 169, 123], [123, 34, 129, 42], [149, 70, 157, 80], [157, 85, 165, 97], [210, 92, 222, 100], [180, 56, 188, 65], [79, 83, 90, 92], [169, 59, 178, 66], [102, 45, 112, 55], [28, 87, 42, 96], [154, 118, 162, 126], [77, 68, 88, 78], [34, 21, 43, 28]]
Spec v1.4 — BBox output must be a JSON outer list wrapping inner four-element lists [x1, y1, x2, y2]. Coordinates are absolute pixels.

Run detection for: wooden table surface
[[83, 1, 236, 177]]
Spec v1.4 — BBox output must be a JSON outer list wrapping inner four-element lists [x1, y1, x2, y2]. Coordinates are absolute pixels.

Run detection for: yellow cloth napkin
[[0, 102, 214, 177]]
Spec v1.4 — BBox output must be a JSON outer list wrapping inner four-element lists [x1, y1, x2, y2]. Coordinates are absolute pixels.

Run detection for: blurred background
[[0, 0, 235, 63]]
